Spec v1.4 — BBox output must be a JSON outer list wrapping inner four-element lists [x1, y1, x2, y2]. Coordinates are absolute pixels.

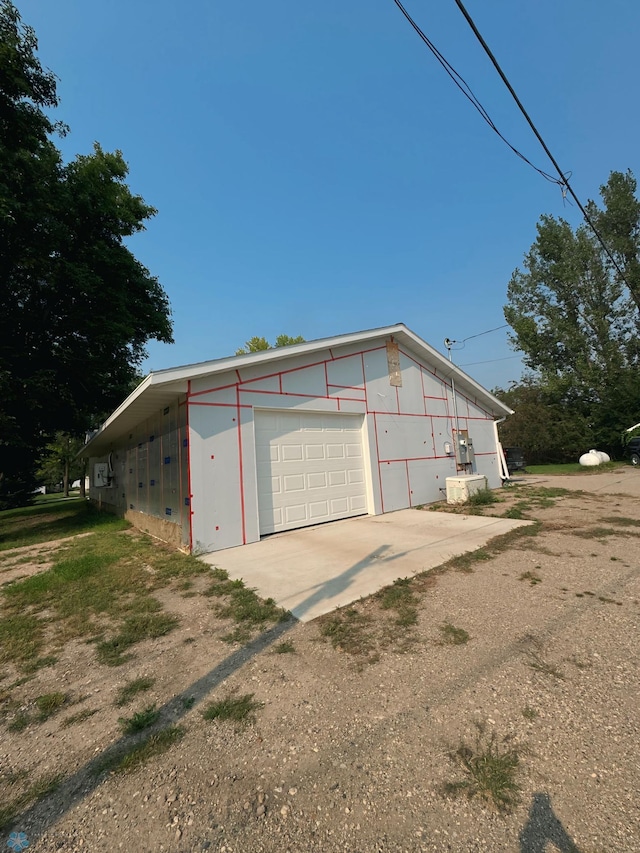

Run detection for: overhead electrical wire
[[445, 322, 509, 352], [449, 0, 631, 290], [389, 0, 562, 186], [390, 0, 632, 292]]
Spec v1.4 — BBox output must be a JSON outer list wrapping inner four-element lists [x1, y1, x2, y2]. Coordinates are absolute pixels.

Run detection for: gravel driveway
[[7, 471, 640, 852]]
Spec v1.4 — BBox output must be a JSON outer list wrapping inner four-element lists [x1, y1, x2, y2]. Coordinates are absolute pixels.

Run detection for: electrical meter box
[[446, 474, 488, 505], [93, 462, 110, 488], [455, 435, 475, 465]]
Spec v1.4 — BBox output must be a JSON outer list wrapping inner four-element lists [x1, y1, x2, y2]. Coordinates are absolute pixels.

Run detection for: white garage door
[[255, 411, 368, 535]]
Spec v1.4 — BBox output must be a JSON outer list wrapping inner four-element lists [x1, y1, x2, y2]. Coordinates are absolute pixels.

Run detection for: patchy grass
[[444, 731, 520, 813], [36, 692, 68, 721], [571, 527, 630, 541], [96, 613, 179, 666], [118, 704, 160, 735], [438, 622, 470, 645], [114, 677, 155, 707], [599, 516, 640, 528], [0, 771, 63, 831], [202, 692, 263, 725], [318, 607, 377, 662], [519, 571, 542, 585], [0, 613, 45, 669], [0, 507, 225, 673], [7, 712, 31, 732], [273, 640, 296, 654], [378, 577, 419, 626], [522, 706, 538, 720], [446, 548, 493, 574], [97, 726, 185, 775], [61, 708, 98, 728]]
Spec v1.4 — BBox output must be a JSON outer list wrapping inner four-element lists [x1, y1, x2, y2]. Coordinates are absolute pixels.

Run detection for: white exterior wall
[[187, 339, 502, 554]]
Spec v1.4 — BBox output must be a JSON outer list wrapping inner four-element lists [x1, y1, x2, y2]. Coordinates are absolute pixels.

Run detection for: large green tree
[[504, 170, 640, 450], [494, 378, 593, 463], [0, 2, 173, 507]]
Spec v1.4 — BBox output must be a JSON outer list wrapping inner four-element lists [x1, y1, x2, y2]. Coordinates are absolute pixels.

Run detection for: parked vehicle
[[627, 436, 640, 466], [504, 446, 526, 473]]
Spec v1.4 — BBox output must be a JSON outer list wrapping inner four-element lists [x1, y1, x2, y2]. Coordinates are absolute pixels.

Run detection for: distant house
[[82, 324, 512, 553]]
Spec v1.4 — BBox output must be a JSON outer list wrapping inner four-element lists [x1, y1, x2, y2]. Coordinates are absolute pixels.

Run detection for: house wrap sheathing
[[83, 324, 512, 554]]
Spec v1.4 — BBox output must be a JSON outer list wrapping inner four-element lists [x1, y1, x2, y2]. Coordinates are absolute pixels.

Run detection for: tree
[[0, 2, 173, 507], [494, 379, 593, 463], [504, 171, 640, 450], [37, 432, 86, 497], [235, 334, 305, 355]]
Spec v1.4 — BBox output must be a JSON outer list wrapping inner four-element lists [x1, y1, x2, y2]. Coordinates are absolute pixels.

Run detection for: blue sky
[[19, 0, 640, 391]]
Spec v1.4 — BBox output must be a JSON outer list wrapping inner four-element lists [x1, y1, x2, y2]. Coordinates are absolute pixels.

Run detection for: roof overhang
[[81, 323, 513, 457]]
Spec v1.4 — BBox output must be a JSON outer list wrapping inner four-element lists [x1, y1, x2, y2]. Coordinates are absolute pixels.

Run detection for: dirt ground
[[1, 471, 639, 852]]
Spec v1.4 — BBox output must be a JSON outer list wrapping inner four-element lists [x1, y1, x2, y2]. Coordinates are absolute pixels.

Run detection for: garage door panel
[[282, 445, 303, 461], [284, 505, 307, 525], [308, 472, 327, 489], [309, 500, 329, 519], [256, 411, 367, 535]]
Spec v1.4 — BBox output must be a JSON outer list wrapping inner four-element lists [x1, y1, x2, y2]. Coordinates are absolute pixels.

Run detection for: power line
[[459, 355, 521, 367], [389, 0, 562, 186], [444, 322, 509, 352], [462, 323, 508, 343], [450, 0, 632, 291]]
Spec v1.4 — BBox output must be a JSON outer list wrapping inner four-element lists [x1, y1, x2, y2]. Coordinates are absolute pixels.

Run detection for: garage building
[[83, 324, 512, 553]]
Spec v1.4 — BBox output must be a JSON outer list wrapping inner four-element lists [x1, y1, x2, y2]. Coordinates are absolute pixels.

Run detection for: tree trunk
[[79, 459, 86, 498], [63, 457, 69, 497]]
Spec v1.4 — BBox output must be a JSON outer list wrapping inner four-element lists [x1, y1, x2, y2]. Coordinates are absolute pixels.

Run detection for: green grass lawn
[[0, 499, 125, 551], [523, 461, 626, 475]]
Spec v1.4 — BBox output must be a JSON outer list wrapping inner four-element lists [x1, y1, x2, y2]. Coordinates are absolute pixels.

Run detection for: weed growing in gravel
[[503, 506, 527, 519], [114, 677, 155, 707], [522, 706, 538, 720], [378, 577, 419, 626], [97, 726, 185, 775], [519, 571, 542, 585], [7, 712, 30, 732], [446, 548, 493, 573], [444, 732, 520, 812], [273, 640, 296, 654], [118, 704, 160, 734], [599, 516, 640, 527], [572, 526, 637, 541], [61, 708, 97, 728], [96, 612, 179, 666], [0, 772, 63, 831], [202, 692, 263, 725], [467, 488, 499, 507], [525, 648, 564, 680], [36, 692, 68, 721], [438, 622, 470, 645], [318, 607, 377, 660]]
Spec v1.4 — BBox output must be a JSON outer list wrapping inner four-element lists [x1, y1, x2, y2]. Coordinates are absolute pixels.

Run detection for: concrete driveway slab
[[201, 509, 530, 623]]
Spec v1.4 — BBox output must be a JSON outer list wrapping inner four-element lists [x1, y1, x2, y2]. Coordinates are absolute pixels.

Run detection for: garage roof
[[82, 323, 513, 456]]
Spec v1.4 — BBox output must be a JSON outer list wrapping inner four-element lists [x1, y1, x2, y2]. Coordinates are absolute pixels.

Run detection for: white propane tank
[[579, 450, 601, 466], [595, 450, 610, 463]]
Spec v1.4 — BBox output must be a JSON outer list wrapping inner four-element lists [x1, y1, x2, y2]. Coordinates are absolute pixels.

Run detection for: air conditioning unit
[[446, 474, 487, 505]]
